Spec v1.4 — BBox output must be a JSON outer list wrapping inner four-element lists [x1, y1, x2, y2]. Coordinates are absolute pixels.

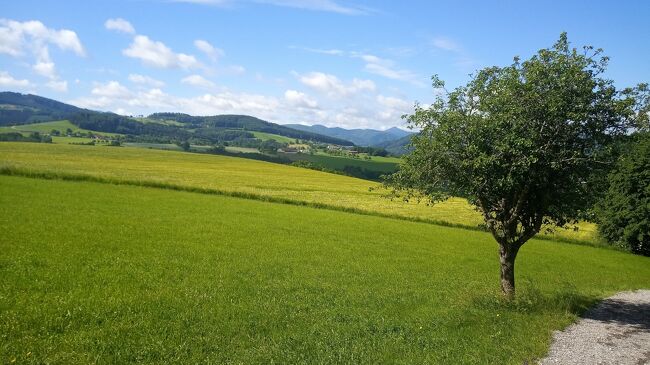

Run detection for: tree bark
[[499, 243, 519, 298]]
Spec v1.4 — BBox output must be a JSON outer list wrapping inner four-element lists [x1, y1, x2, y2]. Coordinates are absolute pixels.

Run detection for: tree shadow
[[581, 294, 650, 331], [470, 283, 599, 316], [471, 284, 649, 332]]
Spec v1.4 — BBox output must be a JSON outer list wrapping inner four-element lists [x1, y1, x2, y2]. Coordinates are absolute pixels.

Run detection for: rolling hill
[[149, 113, 353, 145], [0, 92, 353, 145], [285, 123, 413, 146], [0, 142, 597, 242]]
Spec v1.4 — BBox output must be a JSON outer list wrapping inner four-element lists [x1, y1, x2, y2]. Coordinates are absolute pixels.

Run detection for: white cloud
[[431, 36, 461, 52], [0, 19, 85, 57], [46, 79, 68, 92], [174, 0, 370, 15], [354, 53, 423, 86], [72, 64, 415, 130], [431, 36, 477, 71], [226, 65, 246, 75], [128, 73, 165, 88], [123, 35, 202, 69], [91, 80, 131, 98], [297, 47, 423, 86], [298, 47, 344, 55], [0, 19, 83, 91], [105, 18, 135, 34], [181, 74, 215, 88], [284, 89, 318, 108], [32, 61, 56, 79], [297, 71, 375, 98], [194, 39, 224, 61], [0, 71, 31, 88], [377, 94, 411, 110]]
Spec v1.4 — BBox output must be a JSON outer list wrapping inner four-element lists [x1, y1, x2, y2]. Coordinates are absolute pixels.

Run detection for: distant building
[[279, 147, 299, 154]]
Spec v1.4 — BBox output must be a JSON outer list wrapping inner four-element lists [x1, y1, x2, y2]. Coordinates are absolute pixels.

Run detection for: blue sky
[[1, 0, 649, 129]]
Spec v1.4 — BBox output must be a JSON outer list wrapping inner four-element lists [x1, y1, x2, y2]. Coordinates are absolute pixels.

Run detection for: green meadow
[[250, 130, 296, 143], [1, 120, 121, 137], [1, 175, 648, 364], [280, 151, 400, 174], [0, 142, 594, 242]]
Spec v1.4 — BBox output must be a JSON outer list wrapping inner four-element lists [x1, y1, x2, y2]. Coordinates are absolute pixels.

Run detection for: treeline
[[596, 131, 650, 256], [70, 112, 191, 138], [149, 113, 354, 145], [0, 132, 52, 143]]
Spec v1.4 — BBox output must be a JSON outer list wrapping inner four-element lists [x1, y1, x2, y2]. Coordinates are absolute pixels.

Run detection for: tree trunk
[[499, 243, 519, 298]]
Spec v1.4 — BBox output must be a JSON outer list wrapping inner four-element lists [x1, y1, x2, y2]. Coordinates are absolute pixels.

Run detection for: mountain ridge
[[284, 123, 413, 147]]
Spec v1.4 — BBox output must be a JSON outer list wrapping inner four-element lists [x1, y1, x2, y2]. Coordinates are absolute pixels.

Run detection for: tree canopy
[[386, 33, 644, 296]]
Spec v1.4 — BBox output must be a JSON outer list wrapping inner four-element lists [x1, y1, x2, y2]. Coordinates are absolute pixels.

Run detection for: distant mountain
[[0, 92, 352, 145], [149, 113, 353, 145], [284, 124, 413, 147], [374, 134, 414, 156]]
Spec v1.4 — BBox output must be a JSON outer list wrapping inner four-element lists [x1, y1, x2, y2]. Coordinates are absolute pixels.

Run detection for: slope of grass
[[281, 152, 399, 174], [2, 120, 121, 137], [0, 142, 596, 242], [250, 130, 296, 143], [1, 175, 648, 364]]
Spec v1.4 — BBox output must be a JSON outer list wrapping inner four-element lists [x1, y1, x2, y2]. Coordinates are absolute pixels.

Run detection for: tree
[[596, 133, 650, 256], [178, 140, 191, 151], [385, 33, 641, 297]]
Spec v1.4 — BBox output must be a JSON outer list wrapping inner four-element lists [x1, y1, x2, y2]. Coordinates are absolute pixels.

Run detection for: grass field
[[1, 175, 648, 364], [122, 142, 183, 151], [0, 120, 122, 138], [0, 142, 595, 242], [224, 146, 260, 153], [280, 152, 400, 174], [51, 136, 95, 144], [250, 130, 296, 143]]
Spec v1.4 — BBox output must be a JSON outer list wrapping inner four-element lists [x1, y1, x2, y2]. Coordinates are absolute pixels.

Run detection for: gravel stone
[[539, 290, 650, 365]]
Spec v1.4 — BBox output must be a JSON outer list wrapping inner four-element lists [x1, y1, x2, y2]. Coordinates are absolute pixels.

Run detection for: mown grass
[[1, 175, 648, 364], [0, 142, 597, 242]]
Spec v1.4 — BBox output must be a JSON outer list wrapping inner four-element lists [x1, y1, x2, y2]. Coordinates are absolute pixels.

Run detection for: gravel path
[[539, 290, 650, 365]]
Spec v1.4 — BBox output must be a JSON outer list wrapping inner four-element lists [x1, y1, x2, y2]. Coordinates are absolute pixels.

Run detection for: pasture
[[2, 120, 121, 137], [0, 142, 596, 242], [250, 130, 296, 143], [280, 151, 400, 174], [1, 175, 648, 364]]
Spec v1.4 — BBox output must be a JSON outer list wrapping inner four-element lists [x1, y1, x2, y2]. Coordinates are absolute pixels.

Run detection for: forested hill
[[0, 92, 353, 145], [0, 92, 86, 125], [149, 113, 353, 145], [374, 134, 414, 156]]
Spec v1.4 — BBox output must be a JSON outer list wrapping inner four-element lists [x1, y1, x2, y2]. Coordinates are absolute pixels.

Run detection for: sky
[[1, 0, 649, 130]]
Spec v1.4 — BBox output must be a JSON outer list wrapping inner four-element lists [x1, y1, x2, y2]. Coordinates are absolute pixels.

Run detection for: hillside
[[0, 92, 352, 145], [285, 123, 412, 146], [374, 134, 414, 156], [0, 91, 86, 125], [0, 142, 597, 242], [149, 113, 353, 145]]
